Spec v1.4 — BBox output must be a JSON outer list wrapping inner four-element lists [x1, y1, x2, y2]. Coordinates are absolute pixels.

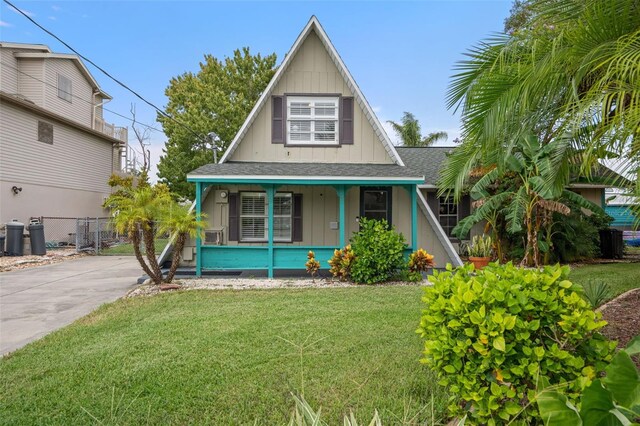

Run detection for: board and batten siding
[[229, 30, 393, 165], [43, 58, 94, 128], [17, 58, 45, 106], [0, 102, 114, 193]]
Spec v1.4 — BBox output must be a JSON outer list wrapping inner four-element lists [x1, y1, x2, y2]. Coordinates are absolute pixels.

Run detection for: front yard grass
[[0, 286, 447, 425], [569, 262, 640, 301]]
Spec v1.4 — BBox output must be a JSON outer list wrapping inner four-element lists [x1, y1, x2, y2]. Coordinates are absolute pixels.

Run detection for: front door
[[360, 187, 392, 224]]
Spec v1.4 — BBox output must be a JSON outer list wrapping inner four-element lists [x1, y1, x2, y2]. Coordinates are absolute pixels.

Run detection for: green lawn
[[0, 286, 447, 425], [568, 263, 640, 301], [101, 238, 170, 256]]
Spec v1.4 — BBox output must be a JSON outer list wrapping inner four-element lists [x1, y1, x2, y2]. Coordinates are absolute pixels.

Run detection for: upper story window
[[57, 74, 72, 102], [287, 96, 339, 145]]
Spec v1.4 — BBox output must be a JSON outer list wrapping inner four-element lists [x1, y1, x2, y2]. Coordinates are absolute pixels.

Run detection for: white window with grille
[[57, 74, 72, 102], [240, 192, 292, 242], [287, 96, 339, 145]]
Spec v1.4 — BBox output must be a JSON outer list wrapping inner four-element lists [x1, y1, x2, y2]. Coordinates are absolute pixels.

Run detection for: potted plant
[[465, 234, 493, 270]]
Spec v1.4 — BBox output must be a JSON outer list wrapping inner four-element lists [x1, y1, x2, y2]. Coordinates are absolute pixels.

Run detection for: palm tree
[[387, 112, 448, 147], [156, 203, 206, 283], [451, 134, 603, 266], [442, 0, 640, 200], [106, 184, 170, 284]]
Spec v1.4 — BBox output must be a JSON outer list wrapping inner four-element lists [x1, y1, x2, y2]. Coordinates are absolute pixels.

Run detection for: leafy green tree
[[443, 0, 640, 201], [158, 48, 277, 198], [387, 112, 447, 147]]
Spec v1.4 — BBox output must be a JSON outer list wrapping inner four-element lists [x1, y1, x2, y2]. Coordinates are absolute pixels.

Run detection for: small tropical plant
[[417, 262, 616, 424], [305, 251, 320, 282], [327, 245, 355, 281], [349, 218, 407, 284], [407, 248, 436, 281], [537, 335, 640, 426], [580, 279, 612, 308], [289, 394, 382, 426], [464, 234, 494, 258]]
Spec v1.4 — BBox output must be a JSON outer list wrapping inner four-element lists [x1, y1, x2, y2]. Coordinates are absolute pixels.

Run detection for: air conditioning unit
[[204, 228, 224, 245]]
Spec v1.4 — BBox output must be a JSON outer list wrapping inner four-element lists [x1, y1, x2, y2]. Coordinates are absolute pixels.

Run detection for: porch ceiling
[[187, 161, 424, 184]]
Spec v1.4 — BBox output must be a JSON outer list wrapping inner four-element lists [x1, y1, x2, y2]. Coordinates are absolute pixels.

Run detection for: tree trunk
[[142, 221, 163, 284], [131, 228, 157, 282], [164, 233, 187, 283]]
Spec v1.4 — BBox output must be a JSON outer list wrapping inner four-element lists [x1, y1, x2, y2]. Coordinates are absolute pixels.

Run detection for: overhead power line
[[3, 0, 203, 140], [0, 60, 163, 134]]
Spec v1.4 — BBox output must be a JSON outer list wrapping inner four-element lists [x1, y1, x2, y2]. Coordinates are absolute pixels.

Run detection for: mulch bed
[[599, 288, 640, 368]]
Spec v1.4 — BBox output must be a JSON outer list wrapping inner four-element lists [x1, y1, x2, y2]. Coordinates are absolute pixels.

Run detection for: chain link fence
[[34, 216, 125, 253]]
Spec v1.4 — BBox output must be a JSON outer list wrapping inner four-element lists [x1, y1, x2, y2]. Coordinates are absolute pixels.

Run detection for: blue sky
[[1, 0, 513, 179]]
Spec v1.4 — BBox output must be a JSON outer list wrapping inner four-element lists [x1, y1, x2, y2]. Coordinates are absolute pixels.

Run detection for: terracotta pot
[[469, 256, 491, 270]]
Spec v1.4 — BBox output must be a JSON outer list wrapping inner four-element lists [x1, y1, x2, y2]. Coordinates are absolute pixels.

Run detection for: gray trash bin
[[29, 223, 46, 255], [0, 235, 5, 256], [6, 220, 24, 256]]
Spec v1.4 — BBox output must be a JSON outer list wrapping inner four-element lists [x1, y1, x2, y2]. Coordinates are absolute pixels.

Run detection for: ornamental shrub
[[349, 218, 407, 284], [328, 245, 355, 281], [417, 262, 616, 425]]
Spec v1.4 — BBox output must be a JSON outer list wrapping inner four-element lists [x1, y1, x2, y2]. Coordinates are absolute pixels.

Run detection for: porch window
[[239, 192, 292, 242], [360, 187, 392, 224], [439, 196, 458, 237], [287, 96, 339, 145]]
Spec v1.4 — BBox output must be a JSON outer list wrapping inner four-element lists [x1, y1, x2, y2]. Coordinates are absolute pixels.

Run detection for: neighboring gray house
[[0, 42, 130, 227]]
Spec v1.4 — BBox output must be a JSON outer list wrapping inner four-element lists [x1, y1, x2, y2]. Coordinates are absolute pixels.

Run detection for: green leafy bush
[[537, 336, 640, 426], [417, 262, 616, 424], [349, 218, 407, 284]]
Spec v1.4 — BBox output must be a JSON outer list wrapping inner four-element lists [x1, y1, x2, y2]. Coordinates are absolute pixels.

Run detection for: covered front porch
[[189, 177, 424, 278]]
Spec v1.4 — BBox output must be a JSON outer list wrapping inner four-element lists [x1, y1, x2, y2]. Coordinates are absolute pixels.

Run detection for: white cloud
[[7, 4, 35, 17], [48, 16, 56, 21], [51, 5, 61, 11], [0, 20, 12, 27], [372, 105, 382, 113]]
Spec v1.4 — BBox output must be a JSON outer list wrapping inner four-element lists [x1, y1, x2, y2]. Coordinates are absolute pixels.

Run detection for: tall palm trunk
[[142, 221, 163, 284], [164, 232, 187, 283], [131, 228, 160, 283]]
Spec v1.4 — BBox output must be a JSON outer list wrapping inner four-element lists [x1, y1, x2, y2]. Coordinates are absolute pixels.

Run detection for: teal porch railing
[[199, 245, 414, 272]]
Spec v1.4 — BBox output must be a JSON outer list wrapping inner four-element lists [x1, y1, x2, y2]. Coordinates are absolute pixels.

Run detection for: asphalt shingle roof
[[396, 147, 455, 184], [188, 161, 423, 179]]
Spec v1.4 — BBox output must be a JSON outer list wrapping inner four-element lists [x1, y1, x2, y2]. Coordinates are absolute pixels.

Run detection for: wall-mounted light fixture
[[11, 186, 22, 195]]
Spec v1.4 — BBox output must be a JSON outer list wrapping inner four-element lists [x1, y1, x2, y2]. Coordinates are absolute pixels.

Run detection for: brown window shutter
[[272, 96, 285, 143], [340, 97, 354, 145], [292, 193, 303, 242], [228, 193, 239, 241]]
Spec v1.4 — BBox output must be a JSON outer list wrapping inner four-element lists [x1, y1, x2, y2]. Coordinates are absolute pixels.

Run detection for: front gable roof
[[219, 16, 404, 166]]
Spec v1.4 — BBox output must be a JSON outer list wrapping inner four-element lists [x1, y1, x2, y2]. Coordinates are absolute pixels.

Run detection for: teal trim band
[[195, 181, 202, 277], [411, 184, 418, 251], [187, 177, 424, 185], [200, 246, 338, 270]]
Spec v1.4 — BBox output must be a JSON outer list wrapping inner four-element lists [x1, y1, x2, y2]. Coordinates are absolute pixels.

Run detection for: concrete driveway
[[0, 256, 141, 355]]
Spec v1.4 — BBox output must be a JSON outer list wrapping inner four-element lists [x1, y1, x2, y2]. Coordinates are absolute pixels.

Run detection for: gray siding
[[17, 58, 45, 106], [0, 102, 114, 194], [0, 49, 19, 94], [43, 58, 94, 127]]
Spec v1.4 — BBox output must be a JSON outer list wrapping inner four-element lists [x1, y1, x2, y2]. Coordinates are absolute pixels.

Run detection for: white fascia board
[[568, 183, 610, 189], [1, 42, 51, 52], [418, 184, 438, 189], [219, 16, 404, 166]]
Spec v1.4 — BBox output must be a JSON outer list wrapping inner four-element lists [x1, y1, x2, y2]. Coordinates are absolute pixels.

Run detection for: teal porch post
[[195, 181, 202, 277], [266, 185, 275, 278], [336, 185, 346, 248], [411, 184, 418, 251]]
